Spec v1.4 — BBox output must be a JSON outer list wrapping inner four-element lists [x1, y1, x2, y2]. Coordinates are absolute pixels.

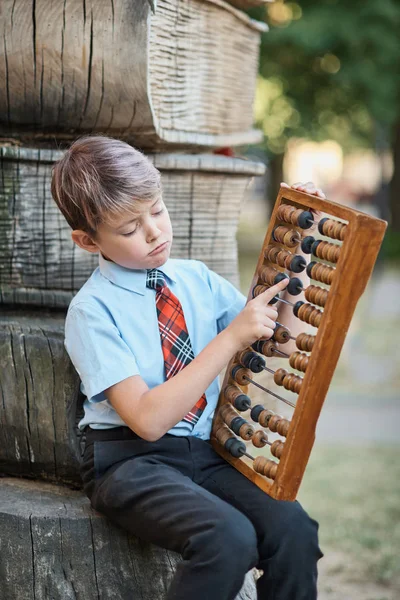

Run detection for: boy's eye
[[121, 208, 163, 236], [122, 226, 138, 237]]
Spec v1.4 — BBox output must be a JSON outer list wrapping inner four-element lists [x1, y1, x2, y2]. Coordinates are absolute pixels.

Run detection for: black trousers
[[81, 426, 323, 600]]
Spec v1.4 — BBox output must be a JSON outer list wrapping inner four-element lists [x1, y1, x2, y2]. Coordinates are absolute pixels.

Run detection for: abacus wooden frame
[[211, 186, 387, 501]]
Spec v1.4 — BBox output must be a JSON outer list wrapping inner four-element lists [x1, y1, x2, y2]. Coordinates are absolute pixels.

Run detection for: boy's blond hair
[[51, 135, 162, 238]]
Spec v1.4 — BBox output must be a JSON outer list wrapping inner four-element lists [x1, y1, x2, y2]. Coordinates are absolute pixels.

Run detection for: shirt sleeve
[[64, 302, 140, 403], [201, 262, 247, 333]]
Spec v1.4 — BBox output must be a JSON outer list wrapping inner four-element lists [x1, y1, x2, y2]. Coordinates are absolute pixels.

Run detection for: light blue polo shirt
[[64, 254, 246, 439]]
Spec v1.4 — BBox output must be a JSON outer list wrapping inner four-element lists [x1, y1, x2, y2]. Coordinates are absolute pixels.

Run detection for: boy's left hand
[[280, 181, 325, 227], [280, 181, 326, 199]]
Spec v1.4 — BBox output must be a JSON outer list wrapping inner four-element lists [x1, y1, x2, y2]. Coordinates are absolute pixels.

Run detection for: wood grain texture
[[0, 477, 257, 600], [0, 308, 84, 486], [0, 145, 265, 307], [0, 0, 265, 149], [211, 186, 387, 500]]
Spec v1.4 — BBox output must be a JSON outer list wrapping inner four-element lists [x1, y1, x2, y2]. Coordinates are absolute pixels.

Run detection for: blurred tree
[[249, 0, 400, 231]]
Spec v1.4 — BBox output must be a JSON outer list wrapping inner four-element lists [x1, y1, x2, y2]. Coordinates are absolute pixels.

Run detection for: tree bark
[[0, 477, 257, 600]]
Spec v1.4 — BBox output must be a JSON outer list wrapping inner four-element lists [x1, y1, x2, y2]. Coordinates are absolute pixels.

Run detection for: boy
[[52, 135, 323, 600]]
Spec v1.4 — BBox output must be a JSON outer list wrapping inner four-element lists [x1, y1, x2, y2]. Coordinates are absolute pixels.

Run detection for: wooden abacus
[[211, 185, 387, 501]]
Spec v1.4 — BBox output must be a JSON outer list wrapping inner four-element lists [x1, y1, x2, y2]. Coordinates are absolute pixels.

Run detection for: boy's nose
[[146, 222, 162, 243]]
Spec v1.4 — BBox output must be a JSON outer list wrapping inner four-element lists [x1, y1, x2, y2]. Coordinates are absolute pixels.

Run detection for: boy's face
[[71, 198, 173, 270]]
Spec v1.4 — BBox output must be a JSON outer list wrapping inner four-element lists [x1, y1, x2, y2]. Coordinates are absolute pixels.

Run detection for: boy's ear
[[71, 230, 100, 254]]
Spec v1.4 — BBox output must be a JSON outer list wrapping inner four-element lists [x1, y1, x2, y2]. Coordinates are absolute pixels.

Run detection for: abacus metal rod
[[242, 375, 296, 409], [270, 348, 290, 358], [274, 296, 295, 307], [242, 450, 256, 460]]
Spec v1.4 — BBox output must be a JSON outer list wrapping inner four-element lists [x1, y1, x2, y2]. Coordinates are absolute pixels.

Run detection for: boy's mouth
[[148, 241, 169, 256]]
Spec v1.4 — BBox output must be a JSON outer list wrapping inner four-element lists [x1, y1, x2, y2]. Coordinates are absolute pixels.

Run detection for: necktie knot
[[146, 269, 166, 291]]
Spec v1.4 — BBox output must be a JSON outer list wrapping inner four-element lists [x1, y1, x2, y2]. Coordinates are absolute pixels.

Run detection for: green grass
[[298, 445, 400, 590]]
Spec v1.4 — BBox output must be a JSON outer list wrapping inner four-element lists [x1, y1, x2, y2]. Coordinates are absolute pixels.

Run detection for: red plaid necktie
[[146, 269, 207, 427]]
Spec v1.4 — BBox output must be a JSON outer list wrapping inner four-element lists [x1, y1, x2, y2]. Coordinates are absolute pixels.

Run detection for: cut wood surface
[[0, 0, 265, 148], [0, 309, 83, 486], [0, 477, 257, 599], [0, 144, 265, 307]]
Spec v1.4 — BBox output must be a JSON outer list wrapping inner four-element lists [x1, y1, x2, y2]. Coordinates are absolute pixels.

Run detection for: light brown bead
[[224, 384, 244, 406], [232, 365, 252, 386], [267, 414, 291, 437], [308, 262, 336, 285], [296, 302, 323, 328], [214, 421, 235, 447], [289, 351, 309, 373], [273, 324, 290, 344], [270, 440, 285, 459], [218, 406, 255, 441], [314, 240, 341, 263], [253, 284, 267, 298], [272, 225, 301, 248], [276, 204, 307, 227], [258, 265, 283, 286], [265, 245, 294, 270], [267, 414, 282, 431], [256, 340, 279, 357], [257, 409, 275, 428], [296, 332, 316, 352], [252, 430, 269, 448], [305, 284, 329, 307], [274, 368, 303, 394], [319, 218, 347, 241], [253, 456, 278, 479]]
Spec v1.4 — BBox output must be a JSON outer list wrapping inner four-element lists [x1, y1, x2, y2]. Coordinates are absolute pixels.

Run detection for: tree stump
[[0, 0, 265, 149], [0, 145, 265, 308], [0, 308, 83, 487], [0, 477, 257, 599]]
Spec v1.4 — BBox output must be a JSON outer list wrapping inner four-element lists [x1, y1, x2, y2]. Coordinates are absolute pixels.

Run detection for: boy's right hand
[[227, 279, 289, 351]]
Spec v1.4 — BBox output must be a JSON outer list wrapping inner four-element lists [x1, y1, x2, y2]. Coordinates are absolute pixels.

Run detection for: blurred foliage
[[249, 0, 400, 155], [381, 230, 400, 262]]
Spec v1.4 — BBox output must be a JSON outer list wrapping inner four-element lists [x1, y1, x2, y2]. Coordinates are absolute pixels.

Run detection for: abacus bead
[[305, 285, 329, 307], [250, 404, 266, 423], [262, 340, 279, 357], [253, 456, 278, 479], [225, 437, 247, 458], [239, 422, 254, 440], [301, 235, 315, 254], [289, 255, 307, 273], [231, 365, 252, 386], [267, 414, 282, 432], [273, 324, 290, 344], [274, 368, 288, 386], [224, 385, 252, 412], [239, 350, 264, 373], [276, 419, 291, 437], [272, 225, 301, 248], [296, 332, 316, 352], [252, 284, 266, 298], [289, 351, 309, 373], [220, 404, 254, 439], [252, 430, 269, 448], [259, 409, 275, 428], [287, 277, 303, 296], [271, 440, 285, 459], [297, 210, 314, 229]]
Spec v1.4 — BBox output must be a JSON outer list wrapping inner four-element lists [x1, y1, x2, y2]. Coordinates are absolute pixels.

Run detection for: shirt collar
[[98, 253, 177, 295]]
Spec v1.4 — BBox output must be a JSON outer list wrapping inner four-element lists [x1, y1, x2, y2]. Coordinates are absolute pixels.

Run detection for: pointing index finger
[[255, 278, 289, 303]]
